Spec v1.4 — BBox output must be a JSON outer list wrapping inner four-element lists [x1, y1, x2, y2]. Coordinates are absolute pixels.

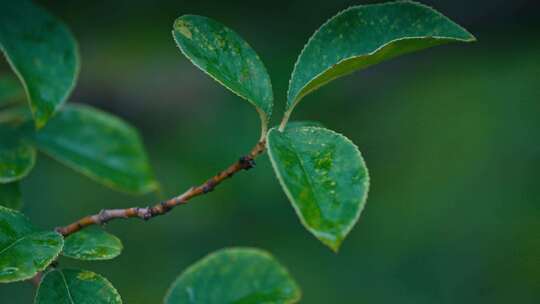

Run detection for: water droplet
[[0, 267, 18, 276]]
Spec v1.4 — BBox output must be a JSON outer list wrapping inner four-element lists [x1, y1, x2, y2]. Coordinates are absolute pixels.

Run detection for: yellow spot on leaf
[[175, 20, 192, 39], [77, 271, 96, 281]]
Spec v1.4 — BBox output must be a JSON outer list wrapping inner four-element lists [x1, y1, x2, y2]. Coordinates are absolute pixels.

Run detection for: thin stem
[[30, 272, 42, 287], [278, 110, 291, 131], [55, 140, 266, 237], [257, 108, 268, 142]]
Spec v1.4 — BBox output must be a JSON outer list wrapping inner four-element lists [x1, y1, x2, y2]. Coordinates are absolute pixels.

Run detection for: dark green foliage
[[267, 127, 369, 251], [0, 0, 475, 302], [0, 0, 79, 128], [285, 1, 475, 116], [165, 248, 301, 304], [35, 269, 122, 304], [0, 206, 63, 283], [173, 15, 273, 129], [63, 229, 123, 261], [32, 104, 158, 194]]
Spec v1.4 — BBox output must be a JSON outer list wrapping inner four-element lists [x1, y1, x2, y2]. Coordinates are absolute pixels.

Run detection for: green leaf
[[0, 125, 36, 183], [63, 229, 123, 261], [267, 126, 369, 251], [173, 15, 273, 130], [285, 1, 475, 118], [285, 120, 325, 131], [164, 247, 301, 304], [0, 0, 79, 128], [32, 104, 158, 194], [0, 75, 24, 107], [0, 182, 22, 210], [35, 269, 122, 304], [0, 206, 63, 283]]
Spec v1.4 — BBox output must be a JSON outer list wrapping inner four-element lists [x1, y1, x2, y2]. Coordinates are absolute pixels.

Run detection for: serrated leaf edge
[[172, 16, 274, 138], [267, 127, 370, 252], [282, 0, 476, 127], [163, 247, 302, 304]]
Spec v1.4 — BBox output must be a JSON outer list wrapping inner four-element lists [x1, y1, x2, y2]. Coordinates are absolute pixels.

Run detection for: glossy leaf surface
[[0, 206, 63, 283], [33, 104, 158, 194], [286, 1, 475, 113], [0, 0, 79, 128], [267, 127, 369, 251], [35, 269, 122, 304], [165, 248, 301, 304], [63, 229, 123, 261], [173, 15, 273, 125]]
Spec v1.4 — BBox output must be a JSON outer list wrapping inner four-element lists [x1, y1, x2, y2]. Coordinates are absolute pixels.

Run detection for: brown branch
[[30, 272, 42, 287], [55, 140, 266, 237]]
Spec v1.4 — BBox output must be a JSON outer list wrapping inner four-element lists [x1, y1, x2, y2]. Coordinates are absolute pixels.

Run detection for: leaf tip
[[173, 17, 193, 39], [326, 240, 342, 253], [316, 233, 344, 253]]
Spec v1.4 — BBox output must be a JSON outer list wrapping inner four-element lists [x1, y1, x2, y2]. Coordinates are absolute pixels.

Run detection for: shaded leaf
[[35, 268, 122, 304], [63, 229, 123, 261], [0, 206, 63, 283], [0, 125, 36, 183], [33, 104, 158, 194], [165, 247, 301, 304], [286, 1, 475, 116], [173, 15, 273, 128], [0, 75, 24, 107], [0, 182, 22, 210], [0, 0, 79, 128], [267, 126, 369, 251]]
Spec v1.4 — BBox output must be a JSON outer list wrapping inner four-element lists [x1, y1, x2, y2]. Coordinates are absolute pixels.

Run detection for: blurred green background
[[1, 0, 539, 303]]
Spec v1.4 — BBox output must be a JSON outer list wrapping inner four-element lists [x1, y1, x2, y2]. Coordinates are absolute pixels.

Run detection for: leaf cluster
[[0, 0, 474, 302]]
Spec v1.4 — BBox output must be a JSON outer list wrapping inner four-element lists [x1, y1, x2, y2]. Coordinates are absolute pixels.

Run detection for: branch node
[[135, 207, 150, 221], [239, 156, 256, 170], [203, 180, 216, 193], [97, 209, 108, 225], [143, 207, 153, 220], [52, 141, 266, 237], [160, 201, 172, 213]]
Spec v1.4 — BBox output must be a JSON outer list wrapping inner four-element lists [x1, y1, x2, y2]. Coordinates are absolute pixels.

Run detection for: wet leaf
[[35, 269, 122, 303], [0, 0, 79, 128], [286, 1, 475, 116], [0, 206, 63, 283], [267, 126, 369, 251], [63, 229, 123, 261], [173, 15, 273, 128], [165, 247, 301, 304], [33, 104, 158, 194]]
